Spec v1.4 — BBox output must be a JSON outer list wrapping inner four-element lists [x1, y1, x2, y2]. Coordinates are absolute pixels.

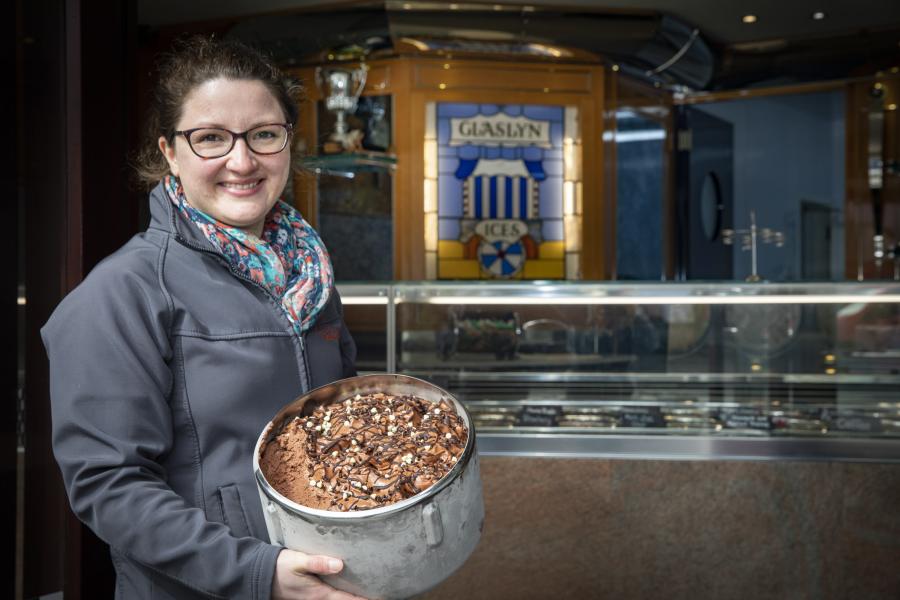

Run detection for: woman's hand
[[271, 549, 369, 600]]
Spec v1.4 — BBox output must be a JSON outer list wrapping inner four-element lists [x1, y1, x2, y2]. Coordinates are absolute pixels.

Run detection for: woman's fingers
[[272, 549, 370, 600], [283, 550, 343, 575]]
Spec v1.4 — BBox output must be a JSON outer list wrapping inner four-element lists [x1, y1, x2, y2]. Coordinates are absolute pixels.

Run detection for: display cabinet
[[337, 281, 900, 461]]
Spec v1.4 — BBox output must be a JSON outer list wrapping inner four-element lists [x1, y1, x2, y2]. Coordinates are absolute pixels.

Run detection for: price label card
[[821, 409, 883, 433], [718, 408, 772, 431], [620, 406, 665, 428], [516, 405, 562, 427]]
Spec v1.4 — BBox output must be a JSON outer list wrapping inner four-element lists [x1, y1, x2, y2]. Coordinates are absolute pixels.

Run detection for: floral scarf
[[165, 175, 333, 334]]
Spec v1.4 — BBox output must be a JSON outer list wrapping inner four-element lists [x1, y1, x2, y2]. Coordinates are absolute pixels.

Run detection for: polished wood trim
[[413, 61, 594, 94], [581, 65, 606, 280], [845, 77, 900, 280], [393, 58, 426, 279], [678, 73, 900, 106], [365, 63, 392, 95], [601, 67, 618, 281]]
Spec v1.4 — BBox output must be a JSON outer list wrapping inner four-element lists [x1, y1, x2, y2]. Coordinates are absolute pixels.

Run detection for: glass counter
[[337, 281, 900, 461]]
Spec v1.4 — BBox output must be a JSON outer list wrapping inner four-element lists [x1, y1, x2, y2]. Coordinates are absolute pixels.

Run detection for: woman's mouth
[[220, 179, 262, 191]]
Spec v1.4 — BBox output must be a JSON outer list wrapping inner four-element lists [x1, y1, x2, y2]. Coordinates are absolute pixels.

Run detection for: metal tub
[[253, 374, 484, 600]]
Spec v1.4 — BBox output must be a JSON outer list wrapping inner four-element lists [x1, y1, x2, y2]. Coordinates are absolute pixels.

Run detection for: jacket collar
[[147, 180, 218, 252]]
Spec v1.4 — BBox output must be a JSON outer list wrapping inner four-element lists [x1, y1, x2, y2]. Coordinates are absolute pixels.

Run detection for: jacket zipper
[[174, 233, 313, 392]]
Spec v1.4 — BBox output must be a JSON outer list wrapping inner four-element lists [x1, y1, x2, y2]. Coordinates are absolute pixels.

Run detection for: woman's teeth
[[222, 181, 259, 190]]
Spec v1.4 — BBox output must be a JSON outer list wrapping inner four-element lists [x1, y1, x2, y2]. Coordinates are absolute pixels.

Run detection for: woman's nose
[[226, 138, 257, 172]]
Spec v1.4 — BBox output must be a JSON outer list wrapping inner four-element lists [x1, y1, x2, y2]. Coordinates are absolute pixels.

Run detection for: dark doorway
[[676, 106, 734, 280]]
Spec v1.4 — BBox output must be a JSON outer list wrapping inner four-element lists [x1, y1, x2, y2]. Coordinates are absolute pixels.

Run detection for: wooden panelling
[[365, 63, 392, 95], [293, 56, 609, 281], [845, 77, 900, 279], [602, 68, 619, 280], [414, 60, 594, 94], [393, 58, 427, 280], [678, 78, 848, 105], [581, 66, 606, 280]]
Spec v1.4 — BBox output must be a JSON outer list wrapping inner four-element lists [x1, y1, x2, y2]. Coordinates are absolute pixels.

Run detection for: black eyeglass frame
[[172, 123, 293, 158]]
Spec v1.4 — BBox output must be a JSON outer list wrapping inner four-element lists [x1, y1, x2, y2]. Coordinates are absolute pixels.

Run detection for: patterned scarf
[[165, 175, 333, 334]]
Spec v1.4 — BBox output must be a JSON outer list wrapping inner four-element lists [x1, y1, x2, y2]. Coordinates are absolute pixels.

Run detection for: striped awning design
[[462, 175, 539, 219]]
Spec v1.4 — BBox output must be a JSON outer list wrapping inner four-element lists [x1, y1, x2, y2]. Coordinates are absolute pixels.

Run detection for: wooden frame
[[845, 76, 900, 279], [291, 56, 608, 280], [604, 71, 676, 280]]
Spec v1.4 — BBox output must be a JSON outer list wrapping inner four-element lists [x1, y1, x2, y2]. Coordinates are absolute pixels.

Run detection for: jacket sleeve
[[42, 258, 281, 600], [333, 289, 358, 378]]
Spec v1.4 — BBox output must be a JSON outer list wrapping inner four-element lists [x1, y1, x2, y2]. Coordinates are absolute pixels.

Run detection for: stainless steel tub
[[253, 374, 484, 600]]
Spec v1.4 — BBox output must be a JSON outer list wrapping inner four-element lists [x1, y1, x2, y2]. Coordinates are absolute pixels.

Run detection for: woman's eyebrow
[[185, 119, 284, 130]]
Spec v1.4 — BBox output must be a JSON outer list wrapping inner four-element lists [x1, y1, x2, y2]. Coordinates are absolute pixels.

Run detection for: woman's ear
[[158, 136, 179, 177]]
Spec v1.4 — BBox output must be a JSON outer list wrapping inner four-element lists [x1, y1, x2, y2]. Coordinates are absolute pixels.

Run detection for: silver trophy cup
[[316, 65, 368, 140]]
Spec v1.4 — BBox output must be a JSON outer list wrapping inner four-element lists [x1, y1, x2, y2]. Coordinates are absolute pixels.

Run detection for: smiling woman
[[158, 78, 293, 237], [41, 36, 364, 600]]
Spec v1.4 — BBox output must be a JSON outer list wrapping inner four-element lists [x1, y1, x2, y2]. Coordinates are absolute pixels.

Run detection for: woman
[[42, 36, 366, 600]]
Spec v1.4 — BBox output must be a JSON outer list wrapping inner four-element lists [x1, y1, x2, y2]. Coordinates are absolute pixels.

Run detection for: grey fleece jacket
[[42, 182, 357, 599]]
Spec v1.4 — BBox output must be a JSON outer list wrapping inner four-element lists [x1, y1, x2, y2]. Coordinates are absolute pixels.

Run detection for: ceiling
[[137, 0, 900, 90], [138, 0, 900, 45]]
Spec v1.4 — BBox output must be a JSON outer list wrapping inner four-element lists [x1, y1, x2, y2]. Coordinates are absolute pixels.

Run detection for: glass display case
[[337, 281, 900, 461]]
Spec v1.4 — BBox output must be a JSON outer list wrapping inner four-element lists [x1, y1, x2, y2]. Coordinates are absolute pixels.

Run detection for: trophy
[[316, 64, 368, 152]]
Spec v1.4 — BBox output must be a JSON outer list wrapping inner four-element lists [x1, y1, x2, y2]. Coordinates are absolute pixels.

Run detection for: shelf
[[299, 151, 397, 177], [475, 432, 900, 462]]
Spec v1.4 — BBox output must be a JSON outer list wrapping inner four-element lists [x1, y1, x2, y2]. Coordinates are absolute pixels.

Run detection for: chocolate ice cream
[[259, 392, 468, 511]]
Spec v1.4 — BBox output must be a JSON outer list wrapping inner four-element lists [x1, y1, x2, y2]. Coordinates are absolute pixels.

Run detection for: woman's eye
[[191, 130, 228, 145], [253, 129, 278, 140]]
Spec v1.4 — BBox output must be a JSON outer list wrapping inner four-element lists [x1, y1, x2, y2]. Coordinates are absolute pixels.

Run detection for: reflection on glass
[[695, 91, 845, 281], [314, 94, 394, 281], [338, 282, 900, 440], [699, 172, 722, 241], [615, 108, 667, 280], [317, 171, 393, 281]]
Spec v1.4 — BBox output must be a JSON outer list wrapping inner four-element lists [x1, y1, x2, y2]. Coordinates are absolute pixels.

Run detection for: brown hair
[[133, 35, 302, 187]]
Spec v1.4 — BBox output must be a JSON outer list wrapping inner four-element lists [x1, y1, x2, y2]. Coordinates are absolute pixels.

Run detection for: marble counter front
[[419, 457, 900, 600]]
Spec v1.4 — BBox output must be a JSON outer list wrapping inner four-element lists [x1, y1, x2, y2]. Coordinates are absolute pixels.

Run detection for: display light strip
[[340, 296, 390, 305], [394, 294, 900, 305]]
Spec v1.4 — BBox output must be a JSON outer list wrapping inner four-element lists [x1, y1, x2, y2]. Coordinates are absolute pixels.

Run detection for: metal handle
[[266, 501, 286, 546], [423, 503, 444, 547]]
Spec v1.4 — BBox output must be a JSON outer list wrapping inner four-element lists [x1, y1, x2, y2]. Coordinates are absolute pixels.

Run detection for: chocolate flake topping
[[270, 393, 468, 512]]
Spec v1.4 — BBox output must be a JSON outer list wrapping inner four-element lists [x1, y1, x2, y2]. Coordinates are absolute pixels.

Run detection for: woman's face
[[159, 78, 291, 237]]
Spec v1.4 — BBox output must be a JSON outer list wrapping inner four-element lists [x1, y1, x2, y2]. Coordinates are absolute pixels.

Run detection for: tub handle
[[423, 503, 444, 547], [266, 501, 286, 546]]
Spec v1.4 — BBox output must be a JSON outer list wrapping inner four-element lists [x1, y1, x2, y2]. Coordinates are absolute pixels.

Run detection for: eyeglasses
[[173, 123, 293, 158]]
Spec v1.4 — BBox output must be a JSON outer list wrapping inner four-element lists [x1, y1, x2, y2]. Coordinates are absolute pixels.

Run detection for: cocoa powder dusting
[[259, 393, 468, 511]]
